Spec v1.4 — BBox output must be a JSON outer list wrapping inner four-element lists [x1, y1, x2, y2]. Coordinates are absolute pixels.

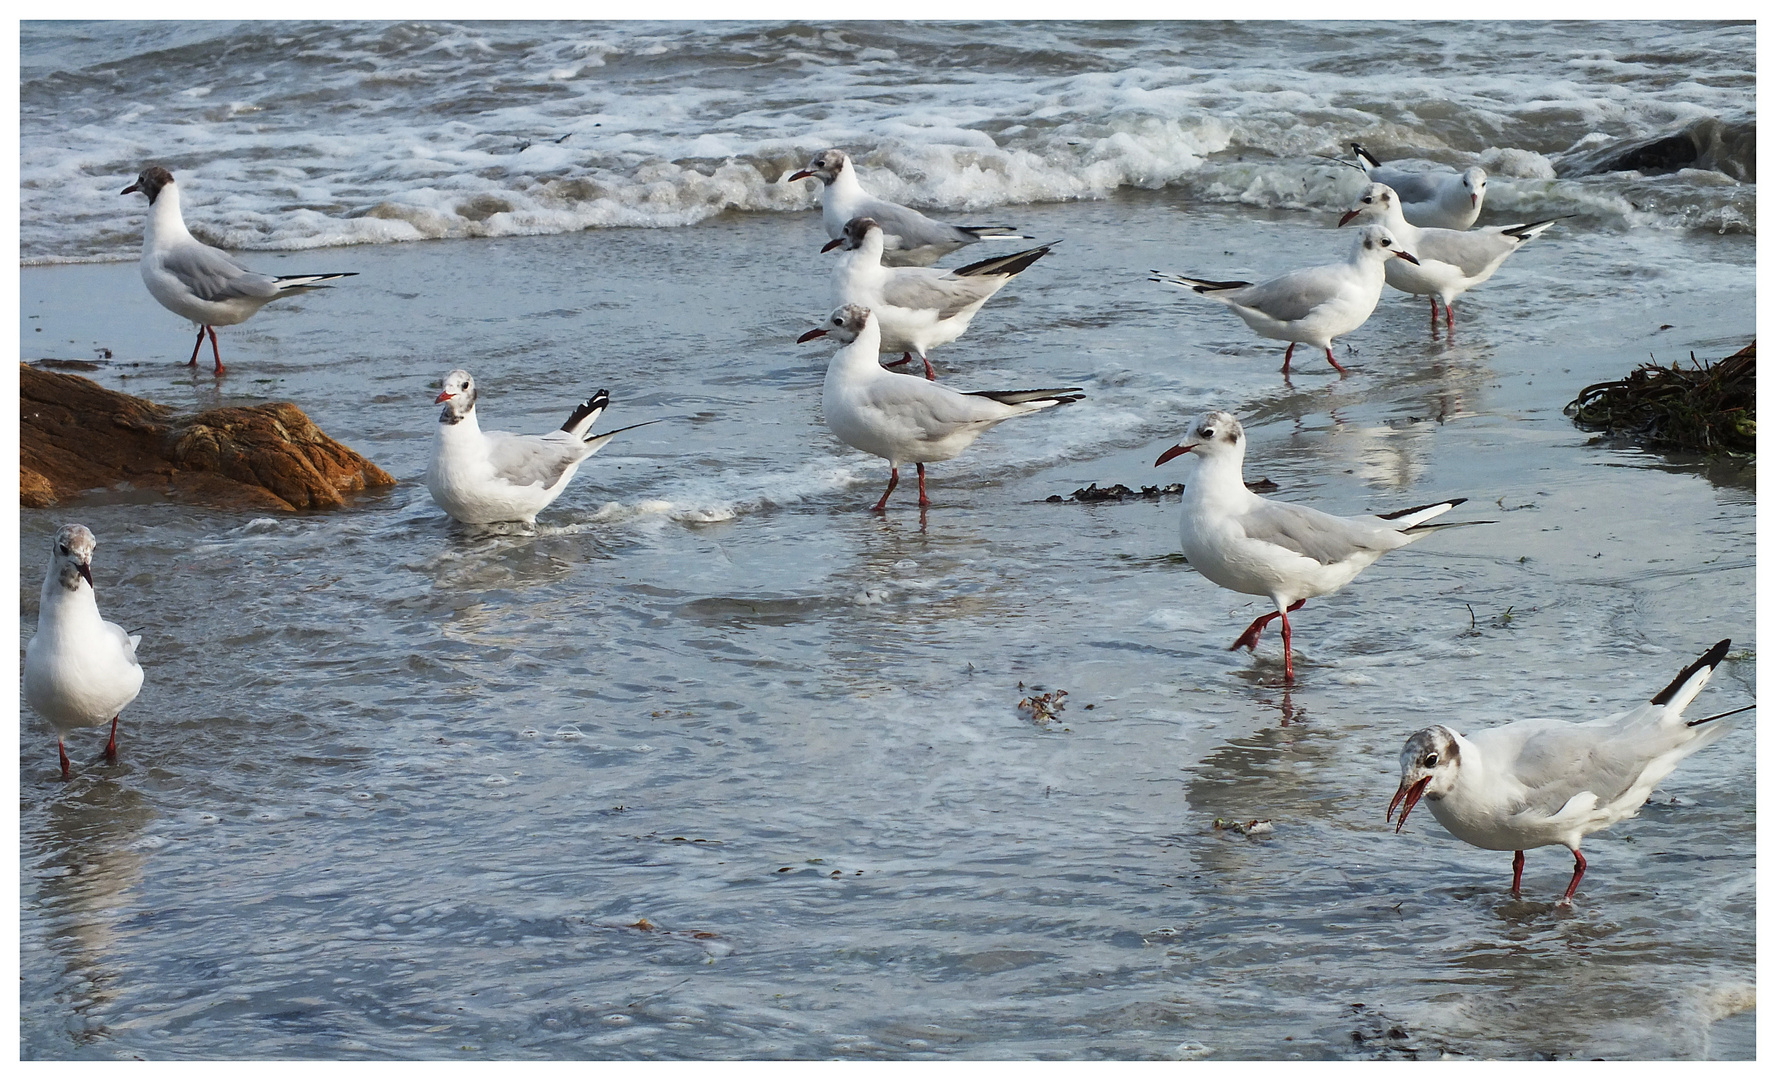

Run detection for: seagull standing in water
[[1339, 182, 1559, 330], [1152, 225, 1418, 375], [122, 166, 355, 374], [787, 148, 1030, 265], [1390, 639, 1747, 903], [426, 369, 654, 525], [1154, 411, 1484, 682], [824, 215, 1054, 380], [799, 304, 1083, 510], [23, 525, 145, 780], [1350, 143, 1488, 230]]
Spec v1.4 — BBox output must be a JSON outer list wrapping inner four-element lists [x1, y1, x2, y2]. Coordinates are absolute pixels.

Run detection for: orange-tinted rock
[[20, 363, 396, 511]]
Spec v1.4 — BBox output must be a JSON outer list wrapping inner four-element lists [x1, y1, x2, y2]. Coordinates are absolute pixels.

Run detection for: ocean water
[[17, 20, 1756, 1060]]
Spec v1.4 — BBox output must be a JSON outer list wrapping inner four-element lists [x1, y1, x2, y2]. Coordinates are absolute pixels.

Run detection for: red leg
[[922, 355, 936, 381], [916, 463, 930, 506], [59, 738, 71, 781], [884, 352, 913, 368], [105, 717, 119, 762], [1510, 850, 1525, 897], [1561, 850, 1587, 902], [207, 326, 225, 374], [872, 468, 899, 511], [187, 325, 206, 367], [1324, 346, 1349, 374], [1280, 607, 1296, 682], [1229, 599, 1304, 652], [1444, 302, 1455, 330], [1281, 342, 1295, 373]]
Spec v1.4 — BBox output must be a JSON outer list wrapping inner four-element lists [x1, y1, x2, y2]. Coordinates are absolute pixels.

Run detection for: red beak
[[787, 169, 815, 182], [1337, 208, 1360, 227], [121, 182, 139, 195], [435, 391, 452, 403], [1154, 443, 1195, 467], [1393, 250, 1419, 265], [1471, 193, 1479, 208], [77, 563, 93, 587], [820, 237, 844, 253], [1388, 776, 1431, 833], [797, 327, 829, 343]]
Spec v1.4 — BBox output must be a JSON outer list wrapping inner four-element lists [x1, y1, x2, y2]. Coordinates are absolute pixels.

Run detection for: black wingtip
[[950, 244, 1054, 279], [561, 389, 612, 434], [1651, 638, 1731, 706], [1351, 142, 1381, 168], [1375, 497, 1467, 521]]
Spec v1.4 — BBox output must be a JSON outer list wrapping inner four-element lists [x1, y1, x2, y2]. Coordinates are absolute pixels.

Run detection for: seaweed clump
[[1565, 342, 1754, 457]]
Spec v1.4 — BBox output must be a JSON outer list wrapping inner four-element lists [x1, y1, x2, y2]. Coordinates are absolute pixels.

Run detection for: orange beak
[[797, 327, 829, 343], [434, 391, 452, 403], [1154, 443, 1195, 466]]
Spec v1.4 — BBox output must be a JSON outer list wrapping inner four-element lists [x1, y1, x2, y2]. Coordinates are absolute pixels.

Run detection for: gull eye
[[1382, 237, 1393, 247], [58, 544, 69, 555], [1200, 427, 1215, 440], [1425, 752, 1439, 767], [1362, 196, 1372, 204]]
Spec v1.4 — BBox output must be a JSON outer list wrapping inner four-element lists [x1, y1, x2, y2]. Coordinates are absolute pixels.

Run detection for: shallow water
[[18, 21, 1757, 1062]]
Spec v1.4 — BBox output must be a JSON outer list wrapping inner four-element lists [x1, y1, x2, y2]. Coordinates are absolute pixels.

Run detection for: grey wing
[[1370, 166, 1445, 205], [1476, 720, 1661, 816], [858, 196, 974, 248], [1415, 229, 1515, 277], [105, 621, 140, 666], [1227, 264, 1344, 323], [162, 242, 281, 302], [1238, 500, 1397, 565], [864, 380, 1005, 437], [483, 430, 587, 489], [880, 268, 1001, 319]]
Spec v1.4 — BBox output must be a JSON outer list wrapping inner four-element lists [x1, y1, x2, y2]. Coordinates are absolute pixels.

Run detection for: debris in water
[[1212, 818, 1274, 837], [1049, 478, 1276, 503], [1565, 341, 1753, 457], [1018, 688, 1068, 723]]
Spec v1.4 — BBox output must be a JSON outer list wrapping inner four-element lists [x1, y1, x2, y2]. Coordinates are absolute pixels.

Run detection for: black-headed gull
[[425, 370, 653, 525], [23, 525, 145, 780], [1154, 411, 1483, 682], [1350, 143, 1487, 230], [798, 304, 1083, 510], [822, 216, 1054, 380], [787, 149, 1031, 265], [122, 166, 356, 374], [1339, 182, 1559, 330], [1152, 225, 1418, 375], [1390, 639, 1747, 904]]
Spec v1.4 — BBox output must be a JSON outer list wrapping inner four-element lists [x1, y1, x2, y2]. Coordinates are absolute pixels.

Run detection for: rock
[[20, 363, 396, 511]]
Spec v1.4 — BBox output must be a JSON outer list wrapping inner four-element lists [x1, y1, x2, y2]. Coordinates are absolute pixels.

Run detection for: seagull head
[[788, 148, 849, 186], [1389, 725, 1462, 832], [1338, 183, 1399, 228], [823, 215, 882, 254], [121, 166, 174, 204], [797, 304, 871, 346], [1155, 410, 1243, 467], [1460, 167, 1487, 210], [51, 524, 97, 591], [434, 369, 478, 424], [1352, 224, 1418, 266]]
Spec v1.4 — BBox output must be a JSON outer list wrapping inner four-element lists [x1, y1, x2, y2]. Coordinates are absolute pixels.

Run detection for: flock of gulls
[[23, 149, 1747, 907]]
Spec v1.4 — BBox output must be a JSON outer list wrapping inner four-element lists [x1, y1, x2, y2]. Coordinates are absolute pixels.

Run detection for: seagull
[[1350, 143, 1487, 230], [1152, 225, 1418, 374], [1153, 411, 1485, 682], [823, 215, 1054, 380], [121, 166, 356, 374], [425, 369, 656, 525], [798, 304, 1083, 510], [1389, 639, 1748, 904], [1339, 182, 1559, 330], [787, 148, 1031, 265], [23, 525, 145, 780]]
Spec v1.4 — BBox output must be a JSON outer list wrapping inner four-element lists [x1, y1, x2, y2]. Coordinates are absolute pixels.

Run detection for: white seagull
[[1152, 225, 1418, 375], [425, 369, 654, 525], [787, 148, 1031, 265], [23, 525, 145, 780], [1389, 639, 1748, 903], [1339, 182, 1559, 330], [1350, 143, 1488, 230], [798, 304, 1083, 510], [122, 165, 356, 374], [1154, 411, 1484, 682], [824, 215, 1054, 380]]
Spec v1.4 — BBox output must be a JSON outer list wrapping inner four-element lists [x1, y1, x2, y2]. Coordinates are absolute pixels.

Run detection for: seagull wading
[[788, 148, 1030, 265], [1155, 411, 1487, 682], [122, 166, 356, 373], [23, 525, 145, 780], [1390, 639, 1748, 903], [1349, 142, 1488, 231], [799, 304, 1083, 510]]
